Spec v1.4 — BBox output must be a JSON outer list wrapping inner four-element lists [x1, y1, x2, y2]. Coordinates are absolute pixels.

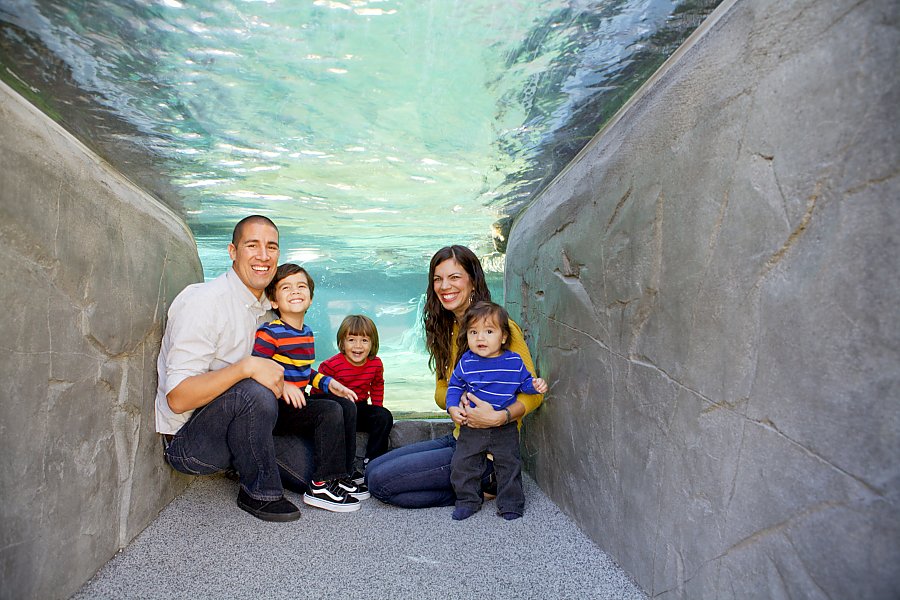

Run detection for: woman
[[365, 245, 544, 507]]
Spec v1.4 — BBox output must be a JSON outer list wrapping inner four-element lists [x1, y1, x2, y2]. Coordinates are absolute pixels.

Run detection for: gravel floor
[[75, 474, 646, 600]]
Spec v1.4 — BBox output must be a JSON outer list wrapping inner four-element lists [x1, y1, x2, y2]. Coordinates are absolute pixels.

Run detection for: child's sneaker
[[350, 469, 366, 486], [338, 476, 370, 500], [303, 480, 360, 512]]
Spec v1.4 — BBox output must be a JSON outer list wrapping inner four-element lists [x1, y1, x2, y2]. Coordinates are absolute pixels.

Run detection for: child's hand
[[329, 380, 359, 402], [533, 377, 548, 394], [282, 384, 306, 409], [448, 405, 468, 427]]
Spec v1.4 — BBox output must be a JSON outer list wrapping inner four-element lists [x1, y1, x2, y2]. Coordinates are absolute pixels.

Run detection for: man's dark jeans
[[164, 379, 314, 500]]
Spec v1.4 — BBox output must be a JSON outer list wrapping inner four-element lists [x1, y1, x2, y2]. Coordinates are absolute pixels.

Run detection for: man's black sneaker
[[236, 489, 301, 522], [303, 480, 361, 512]]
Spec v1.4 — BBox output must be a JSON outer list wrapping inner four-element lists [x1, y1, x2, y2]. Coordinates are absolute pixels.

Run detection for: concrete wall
[[508, 0, 899, 598], [0, 80, 202, 599]]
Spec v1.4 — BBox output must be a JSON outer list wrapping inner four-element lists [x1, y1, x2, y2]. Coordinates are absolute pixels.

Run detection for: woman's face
[[433, 258, 474, 319]]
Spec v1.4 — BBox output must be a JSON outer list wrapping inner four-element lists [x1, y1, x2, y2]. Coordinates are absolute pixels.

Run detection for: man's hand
[[282, 384, 306, 409], [240, 355, 285, 399], [328, 380, 358, 402]]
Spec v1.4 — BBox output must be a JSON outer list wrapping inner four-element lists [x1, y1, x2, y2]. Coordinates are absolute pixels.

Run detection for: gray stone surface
[[0, 80, 202, 599], [506, 0, 900, 598], [355, 420, 454, 467], [388, 418, 455, 450]]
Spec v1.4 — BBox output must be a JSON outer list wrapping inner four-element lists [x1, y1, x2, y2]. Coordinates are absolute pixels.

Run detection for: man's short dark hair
[[232, 215, 278, 246]]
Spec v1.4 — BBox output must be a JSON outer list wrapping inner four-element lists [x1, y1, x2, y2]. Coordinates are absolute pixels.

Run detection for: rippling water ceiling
[[1, 0, 719, 411]]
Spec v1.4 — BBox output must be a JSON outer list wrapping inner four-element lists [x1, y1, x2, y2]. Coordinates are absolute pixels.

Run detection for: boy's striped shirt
[[252, 319, 331, 391]]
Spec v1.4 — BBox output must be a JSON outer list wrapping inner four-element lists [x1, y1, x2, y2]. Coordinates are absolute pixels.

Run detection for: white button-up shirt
[[155, 267, 272, 434]]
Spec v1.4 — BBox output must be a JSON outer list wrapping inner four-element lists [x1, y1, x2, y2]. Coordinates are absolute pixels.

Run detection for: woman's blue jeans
[[164, 379, 314, 500], [365, 433, 494, 508]]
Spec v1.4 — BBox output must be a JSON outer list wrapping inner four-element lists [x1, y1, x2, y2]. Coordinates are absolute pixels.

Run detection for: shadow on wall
[[0, 80, 202, 599], [507, 0, 900, 598]]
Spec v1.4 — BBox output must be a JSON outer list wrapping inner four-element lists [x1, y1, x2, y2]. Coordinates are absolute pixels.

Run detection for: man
[[155, 215, 310, 522]]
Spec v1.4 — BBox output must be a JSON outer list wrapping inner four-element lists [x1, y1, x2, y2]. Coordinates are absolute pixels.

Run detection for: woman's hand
[[448, 405, 467, 427], [282, 384, 306, 409], [461, 393, 506, 429], [329, 380, 359, 402]]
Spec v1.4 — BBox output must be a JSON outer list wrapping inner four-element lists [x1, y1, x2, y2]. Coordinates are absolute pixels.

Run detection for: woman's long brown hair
[[424, 245, 492, 379]]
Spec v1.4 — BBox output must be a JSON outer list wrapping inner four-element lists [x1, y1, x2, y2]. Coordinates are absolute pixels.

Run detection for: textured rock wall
[[507, 0, 899, 597], [0, 81, 202, 599]]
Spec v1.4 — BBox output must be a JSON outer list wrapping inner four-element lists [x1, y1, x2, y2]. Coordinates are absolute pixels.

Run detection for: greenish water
[[1, 0, 719, 411]]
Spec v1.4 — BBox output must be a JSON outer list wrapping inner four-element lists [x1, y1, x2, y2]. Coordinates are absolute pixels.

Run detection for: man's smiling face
[[228, 221, 280, 297]]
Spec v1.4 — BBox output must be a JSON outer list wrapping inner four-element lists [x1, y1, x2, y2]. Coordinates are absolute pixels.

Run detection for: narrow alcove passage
[[2, 0, 897, 598]]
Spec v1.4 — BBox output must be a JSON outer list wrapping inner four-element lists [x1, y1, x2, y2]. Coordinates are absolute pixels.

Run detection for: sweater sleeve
[[506, 320, 543, 419], [433, 322, 459, 411], [445, 360, 466, 410], [370, 358, 385, 406], [517, 358, 539, 395], [309, 368, 332, 393], [312, 355, 337, 394], [251, 325, 276, 358]]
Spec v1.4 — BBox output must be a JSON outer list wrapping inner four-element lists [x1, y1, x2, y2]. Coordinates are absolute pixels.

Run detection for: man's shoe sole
[[303, 493, 361, 512], [237, 498, 301, 522]]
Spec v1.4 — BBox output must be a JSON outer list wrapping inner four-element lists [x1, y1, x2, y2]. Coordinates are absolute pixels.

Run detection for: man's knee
[[233, 379, 279, 421]]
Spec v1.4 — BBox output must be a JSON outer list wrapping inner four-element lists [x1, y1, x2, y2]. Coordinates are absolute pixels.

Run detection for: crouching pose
[[156, 215, 308, 522]]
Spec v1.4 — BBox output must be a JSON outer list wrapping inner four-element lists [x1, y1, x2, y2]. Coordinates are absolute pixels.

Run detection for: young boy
[[314, 315, 393, 477], [445, 301, 548, 521], [252, 263, 368, 512]]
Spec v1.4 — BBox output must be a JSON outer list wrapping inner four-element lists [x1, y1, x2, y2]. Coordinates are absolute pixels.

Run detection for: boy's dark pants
[[450, 421, 524, 516], [273, 395, 349, 482], [310, 393, 359, 473], [355, 402, 394, 461]]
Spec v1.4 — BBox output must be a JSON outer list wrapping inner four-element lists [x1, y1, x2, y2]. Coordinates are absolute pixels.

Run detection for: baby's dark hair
[[265, 263, 314, 316], [456, 301, 512, 360], [337, 315, 379, 358]]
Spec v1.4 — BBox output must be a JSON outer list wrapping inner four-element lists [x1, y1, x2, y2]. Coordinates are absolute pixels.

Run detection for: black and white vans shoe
[[338, 476, 370, 500], [303, 480, 361, 512], [350, 469, 366, 486]]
